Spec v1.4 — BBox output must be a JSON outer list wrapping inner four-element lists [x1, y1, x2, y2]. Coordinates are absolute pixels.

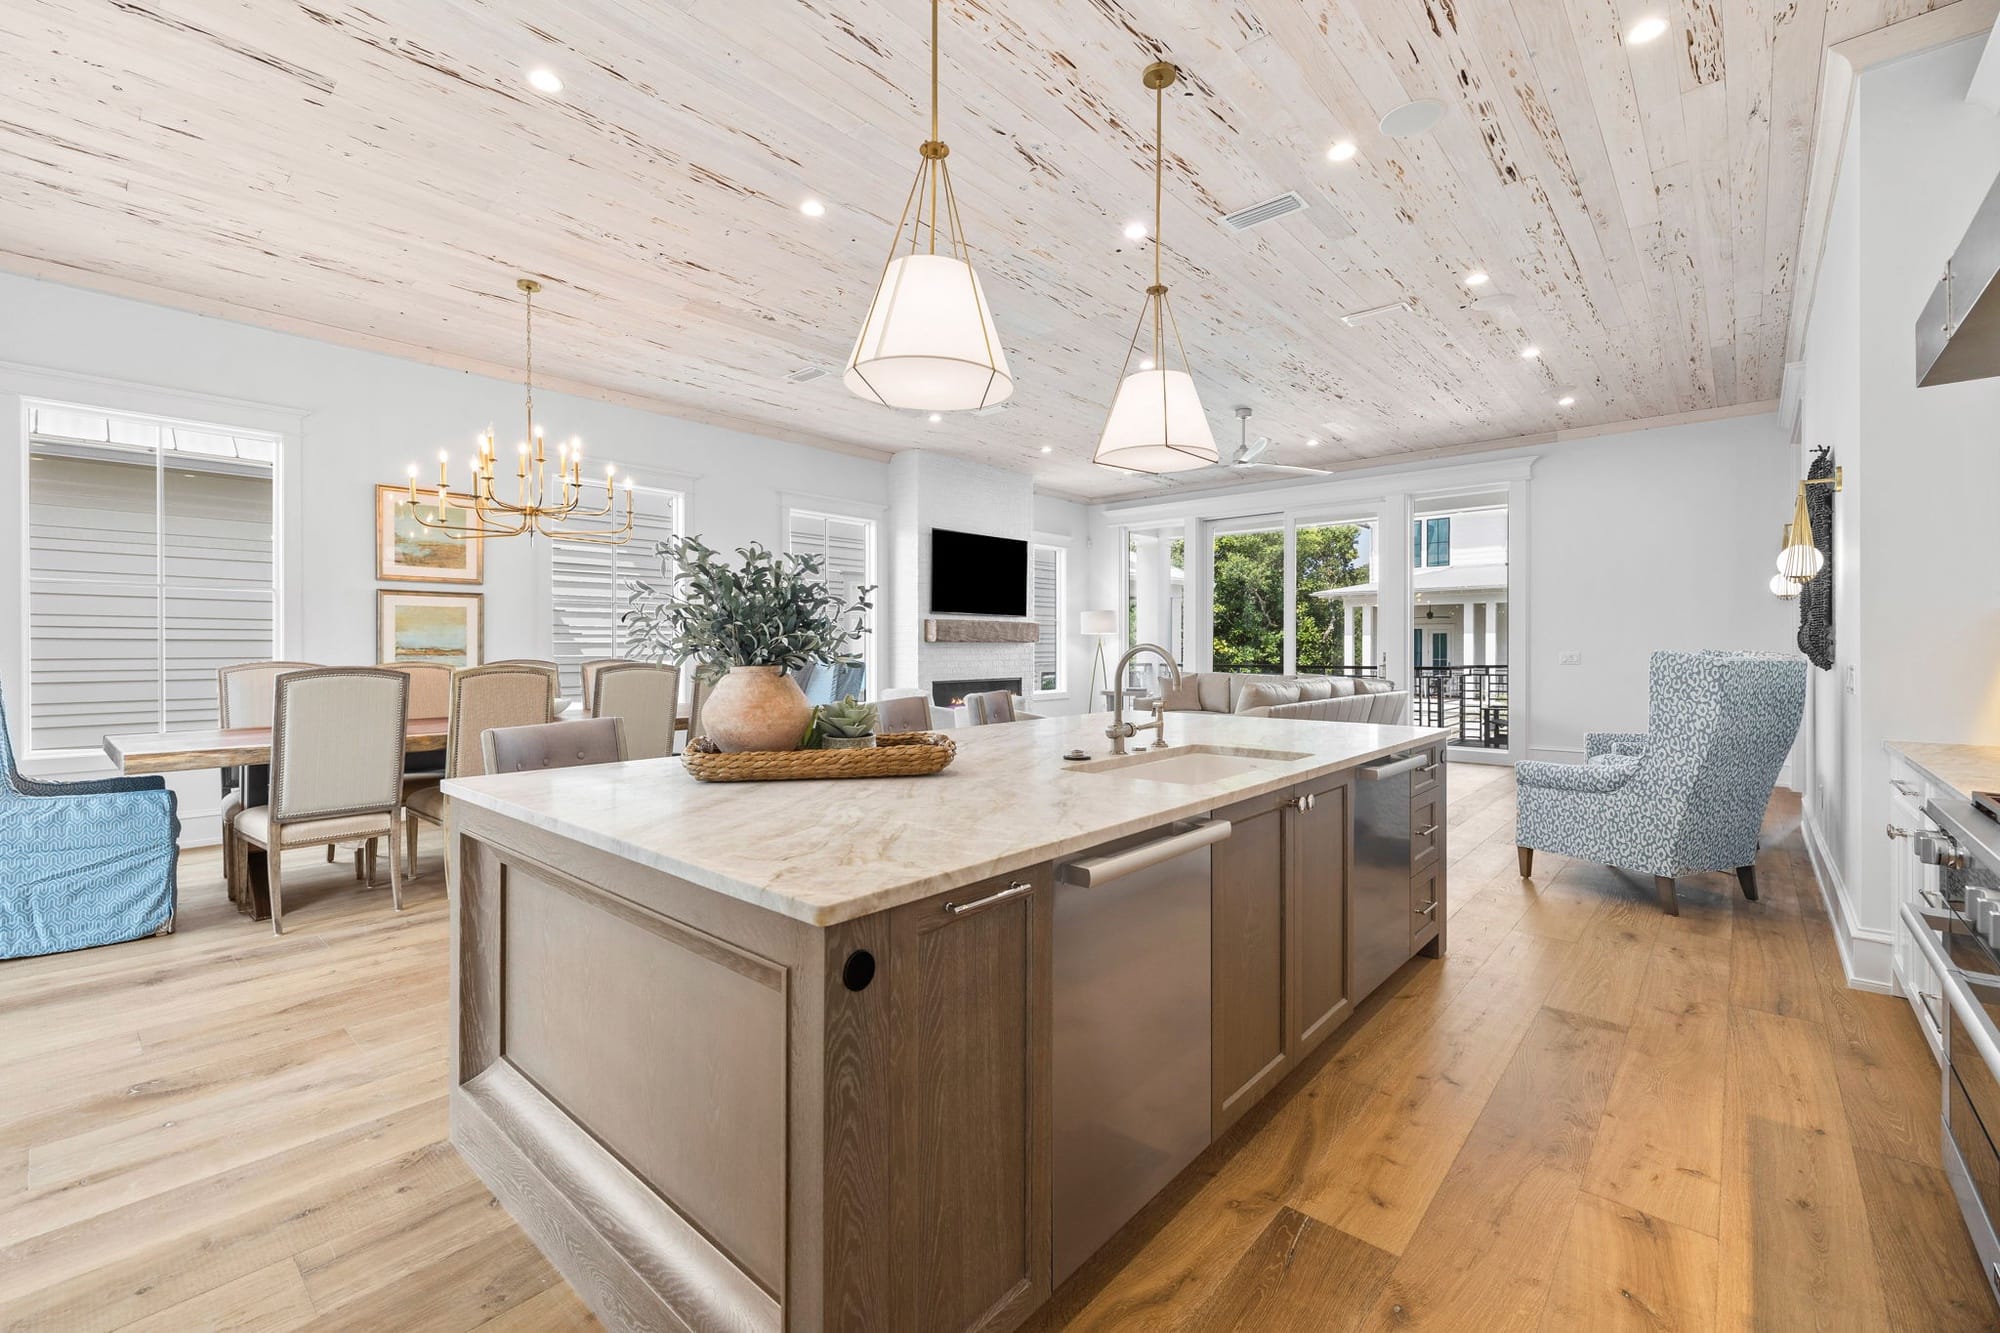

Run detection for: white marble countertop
[[1886, 741, 2000, 802], [445, 711, 1450, 927]]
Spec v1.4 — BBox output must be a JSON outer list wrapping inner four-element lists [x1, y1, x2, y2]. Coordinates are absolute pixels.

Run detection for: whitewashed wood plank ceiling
[[0, 0, 1937, 498]]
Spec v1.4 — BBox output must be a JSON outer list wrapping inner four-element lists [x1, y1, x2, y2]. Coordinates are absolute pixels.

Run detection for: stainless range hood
[[1917, 170, 2000, 385]]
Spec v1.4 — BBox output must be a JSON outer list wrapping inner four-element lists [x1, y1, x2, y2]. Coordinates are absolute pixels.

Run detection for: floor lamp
[[1081, 610, 1118, 705]]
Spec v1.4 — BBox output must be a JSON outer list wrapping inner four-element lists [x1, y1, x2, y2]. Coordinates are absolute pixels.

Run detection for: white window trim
[[1030, 540, 1066, 699], [781, 496, 881, 698], [5, 372, 301, 774]]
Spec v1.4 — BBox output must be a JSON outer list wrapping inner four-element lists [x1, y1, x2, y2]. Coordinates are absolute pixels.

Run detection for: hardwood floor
[[1, 767, 1989, 1331]]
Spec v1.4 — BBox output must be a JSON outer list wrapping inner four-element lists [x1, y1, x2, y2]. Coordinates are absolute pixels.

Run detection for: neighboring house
[[1313, 506, 1509, 673]]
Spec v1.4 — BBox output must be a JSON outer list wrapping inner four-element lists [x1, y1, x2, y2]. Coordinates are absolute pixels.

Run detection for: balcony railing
[[1209, 662, 1383, 677], [1414, 664, 1508, 750]]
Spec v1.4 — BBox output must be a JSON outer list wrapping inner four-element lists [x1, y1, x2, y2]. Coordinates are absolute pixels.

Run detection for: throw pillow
[[1235, 682, 1301, 713], [1197, 673, 1232, 712], [1295, 677, 1333, 701]]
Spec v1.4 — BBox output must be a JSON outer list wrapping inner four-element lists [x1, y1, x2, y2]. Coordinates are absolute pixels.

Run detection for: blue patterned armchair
[[1514, 650, 1806, 915], [0, 684, 180, 959]]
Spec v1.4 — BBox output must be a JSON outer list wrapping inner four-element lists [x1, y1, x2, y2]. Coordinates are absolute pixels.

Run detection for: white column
[[1459, 601, 1473, 667], [1359, 604, 1374, 672], [1483, 598, 1499, 665]]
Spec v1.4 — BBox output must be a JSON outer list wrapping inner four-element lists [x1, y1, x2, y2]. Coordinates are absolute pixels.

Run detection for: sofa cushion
[[1324, 677, 1358, 698], [1226, 674, 1290, 712], [1235, 682, 1301, 713], [1295, 677, 1333, 701], [1158, 674, 1205, 712], [1196, 672, 1232, 712], [1356, 676, 1395, 695]]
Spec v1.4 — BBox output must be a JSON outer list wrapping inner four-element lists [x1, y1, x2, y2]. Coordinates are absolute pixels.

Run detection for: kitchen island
[[443, 710, 1449, 1333]]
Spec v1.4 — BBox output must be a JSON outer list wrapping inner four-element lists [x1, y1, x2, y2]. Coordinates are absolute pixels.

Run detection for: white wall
[[1032, 492, 1095, 715], [1524, 413, 1798, 758], [0, 270, 891, 839], [1799, 35, 2000, 982]]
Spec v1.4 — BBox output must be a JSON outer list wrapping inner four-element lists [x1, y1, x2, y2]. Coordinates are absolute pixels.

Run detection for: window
[[25, 403, 278, 754], [1210, 520, 1284, 673], [1413, 516, 1452, 568], [550, 485, 683, 700], [1294, 520, 1374, 674], [1031, 544, 1064, 694], [785, 507, 877, 696]]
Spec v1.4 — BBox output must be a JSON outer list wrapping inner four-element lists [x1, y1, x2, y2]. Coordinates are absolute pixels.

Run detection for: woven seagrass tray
[[681, 731, 957, 782]]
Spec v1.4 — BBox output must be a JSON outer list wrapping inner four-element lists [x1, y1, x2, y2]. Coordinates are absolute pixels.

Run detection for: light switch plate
[[1559, 650, 1582, 666]]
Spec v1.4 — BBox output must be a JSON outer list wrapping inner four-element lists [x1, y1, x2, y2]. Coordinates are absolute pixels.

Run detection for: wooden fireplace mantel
[[924, 617, 1041, 644]]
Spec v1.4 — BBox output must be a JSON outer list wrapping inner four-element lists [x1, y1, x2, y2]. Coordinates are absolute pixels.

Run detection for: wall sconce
[[1769, 526, 1802, 600], [1776, 466, 1843, 587]]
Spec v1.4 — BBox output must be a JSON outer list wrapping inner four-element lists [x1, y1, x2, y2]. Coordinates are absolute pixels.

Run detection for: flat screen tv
[[930, 527, 1028, 617]]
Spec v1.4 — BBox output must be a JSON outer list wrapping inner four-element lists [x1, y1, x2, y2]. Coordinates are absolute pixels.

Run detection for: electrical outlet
[[1559, 650, 1582, 666]]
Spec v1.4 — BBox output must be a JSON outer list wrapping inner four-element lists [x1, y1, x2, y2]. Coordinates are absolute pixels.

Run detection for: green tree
[[1210, 525, 1367, 671]]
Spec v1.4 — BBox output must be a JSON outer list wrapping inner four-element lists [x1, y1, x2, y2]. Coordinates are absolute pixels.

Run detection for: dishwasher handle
[[1360, 752, 1429, 781], [1063, 820, 1231, 887]]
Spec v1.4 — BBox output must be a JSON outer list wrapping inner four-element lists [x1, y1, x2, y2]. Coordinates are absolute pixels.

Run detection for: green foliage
[[622, 535, 874, 671], [1210, 525, 1368, 672], [814, 695, 877, 739]]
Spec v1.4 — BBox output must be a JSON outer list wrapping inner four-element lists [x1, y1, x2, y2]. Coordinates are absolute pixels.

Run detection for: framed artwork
[[377, 590, 484, 668], [376, 483, 483, 583]]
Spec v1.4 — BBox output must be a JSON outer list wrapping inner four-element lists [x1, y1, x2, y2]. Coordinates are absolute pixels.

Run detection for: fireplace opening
[[931, 677, 1023, 708]]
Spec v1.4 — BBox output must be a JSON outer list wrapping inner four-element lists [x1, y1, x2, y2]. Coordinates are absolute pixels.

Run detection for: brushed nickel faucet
[[1106, 643, 1182, 755]]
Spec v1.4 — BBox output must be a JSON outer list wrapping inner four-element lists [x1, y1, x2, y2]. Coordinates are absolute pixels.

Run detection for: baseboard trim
[[1801, 805, 1896, 993]]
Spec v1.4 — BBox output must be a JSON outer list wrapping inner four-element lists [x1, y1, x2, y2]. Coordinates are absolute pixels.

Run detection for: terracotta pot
[[702, 666, 812, 753]]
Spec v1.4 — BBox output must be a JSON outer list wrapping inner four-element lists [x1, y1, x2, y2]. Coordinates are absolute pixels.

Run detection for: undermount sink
[[1069, 744, 1311, 784]]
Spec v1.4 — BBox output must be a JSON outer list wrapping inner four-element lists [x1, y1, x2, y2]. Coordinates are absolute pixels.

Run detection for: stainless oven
[[1901, 794, 2000, 1303]]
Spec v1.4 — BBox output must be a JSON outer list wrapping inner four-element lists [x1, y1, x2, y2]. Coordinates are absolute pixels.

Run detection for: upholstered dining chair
[[579, 658, 627, 713], [401, 663, 557, 878], [963, 690, 1017, 725], [216, 660, 321, 904], [590, 663, 680, 759], [874, 694, 933, 734], [687, 665, 722, 747], [1, 681, 179, 960], [481, 717, 628, 773], [232, 668, 409, 936], [1514, 650, 1808, 916]]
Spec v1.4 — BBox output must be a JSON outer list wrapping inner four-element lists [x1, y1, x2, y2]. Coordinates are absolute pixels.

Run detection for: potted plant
[[812, 696, 878, 750], [623, 536, 874, 753]]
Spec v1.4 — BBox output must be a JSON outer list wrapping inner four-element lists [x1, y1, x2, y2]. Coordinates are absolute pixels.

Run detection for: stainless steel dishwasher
[[1352, 751, 1429, 1003], [1052, 818, 1230, 1284]]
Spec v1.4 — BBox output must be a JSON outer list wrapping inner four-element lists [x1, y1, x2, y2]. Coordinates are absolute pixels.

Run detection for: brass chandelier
[[1092, 60, 1219, 473], [406, 278, 635, 545]]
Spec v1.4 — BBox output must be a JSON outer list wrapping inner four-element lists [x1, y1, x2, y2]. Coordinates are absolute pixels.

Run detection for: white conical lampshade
[[1775, 541, 1825, 582], [1769, 571, 1799, 600], [845, 253, 1013, 412], [1093, 368, 1218, 472]]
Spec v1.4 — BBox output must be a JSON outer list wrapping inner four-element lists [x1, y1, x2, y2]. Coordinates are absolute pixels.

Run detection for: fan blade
[[1234, 462, 1334, 477]]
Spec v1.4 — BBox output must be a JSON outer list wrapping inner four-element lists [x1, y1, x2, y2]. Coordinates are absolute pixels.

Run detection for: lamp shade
[[1093, 368, 1219, 472], [845, 253, 1013, 412], [1080, 609, 1118, 636], [1775, 541, 1825, 583], [1769, 571, 1800, 600]]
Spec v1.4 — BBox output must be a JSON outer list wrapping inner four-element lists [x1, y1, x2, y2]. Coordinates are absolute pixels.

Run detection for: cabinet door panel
[[890, 870, 1051, 1333], [1212, 802, 1287, 1134], [1291, 780, 1351, 1056]]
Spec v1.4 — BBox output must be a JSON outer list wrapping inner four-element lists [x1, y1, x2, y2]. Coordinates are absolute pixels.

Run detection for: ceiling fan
[[1155, 407, 1335, 483]]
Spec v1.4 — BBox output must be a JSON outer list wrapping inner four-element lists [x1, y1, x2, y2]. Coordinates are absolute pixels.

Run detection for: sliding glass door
[[1200, 513, 1379, 677], [1295, 518, 1377, 676], [1410, 496, 1510, 755]]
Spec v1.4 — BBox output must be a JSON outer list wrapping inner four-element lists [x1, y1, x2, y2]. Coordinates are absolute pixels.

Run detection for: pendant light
[[1775, 482, 1826, 585], [844, 0, 1013, 412], [1092, 61, 1219, 473]]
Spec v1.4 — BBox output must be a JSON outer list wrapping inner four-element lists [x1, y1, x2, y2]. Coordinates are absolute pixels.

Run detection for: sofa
[[1154, 672, 1411, 726]]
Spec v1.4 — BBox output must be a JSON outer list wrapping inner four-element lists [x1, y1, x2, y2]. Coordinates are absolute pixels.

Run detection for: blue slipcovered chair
[[1514, 650, 1806, 916], [0, 683, 180, 959]]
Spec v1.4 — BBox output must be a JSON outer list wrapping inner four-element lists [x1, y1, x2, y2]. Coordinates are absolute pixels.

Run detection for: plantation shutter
[[785, 510, 875, 693], [549, 486, 680, 701], [1032, 545, 1061, 692], [25, 408, 276, 754]]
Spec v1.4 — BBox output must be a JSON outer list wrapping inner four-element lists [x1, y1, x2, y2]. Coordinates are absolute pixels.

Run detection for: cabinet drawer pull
[[1891, 778, 1922, 798], [1416, 824, 1439, 838], [942, 881, 1033, 917], [1415, 900, 1439, 915], [1420, 762, 1441, 775]]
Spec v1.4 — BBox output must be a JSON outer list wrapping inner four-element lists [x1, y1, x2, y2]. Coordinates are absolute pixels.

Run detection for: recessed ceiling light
[[1557, 395, 1576, 407], [1520, 345, 1541, 360], [526, 67, 564, 95], [927, 412, 942, 423], [1139, 358, 1156, 371], [1464, 270, 1490, 287], [1123, 221, 1147, 241], [1306, 437, 1320, 448], [1379, 99, 1444, 139], [1627, 15, 1669, 44], [1040, 445, 1053, 453], [800, 198, 826, 218], [1326, 139, 1357, 163]]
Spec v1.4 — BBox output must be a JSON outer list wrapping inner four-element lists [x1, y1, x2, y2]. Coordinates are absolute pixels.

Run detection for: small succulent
[[814, 695, 878, 741]]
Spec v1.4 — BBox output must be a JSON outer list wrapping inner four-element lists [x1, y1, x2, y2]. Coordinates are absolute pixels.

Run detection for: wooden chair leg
[[326, 844, 336, 864], [1655, 875, 1679, 916], [390, 825, 404, 912], [364, 838, 379, 887], [1736, 864, 1760, 901], [1517, 846, 1534, 877], [269, 844, 286, 936], [405, 814, 419, 882]]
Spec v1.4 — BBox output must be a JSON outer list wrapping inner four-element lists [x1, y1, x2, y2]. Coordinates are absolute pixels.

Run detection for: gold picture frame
[[376, 483, 483, 584], [377, 590, 484, 669]]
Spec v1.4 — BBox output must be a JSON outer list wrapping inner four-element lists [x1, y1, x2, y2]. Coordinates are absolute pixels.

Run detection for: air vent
[[1338, 301, 1411, 328], [784, 365, 834, 384], [1218, 191, 1308, 233]]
